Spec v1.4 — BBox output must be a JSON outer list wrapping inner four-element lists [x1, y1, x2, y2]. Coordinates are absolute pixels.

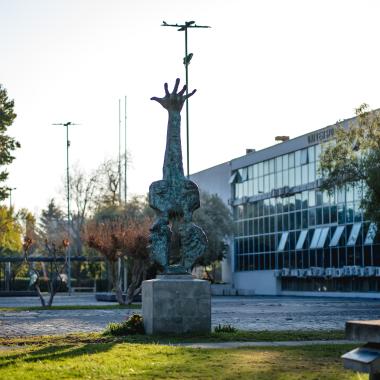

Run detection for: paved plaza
[[1, 294, 380, 337]]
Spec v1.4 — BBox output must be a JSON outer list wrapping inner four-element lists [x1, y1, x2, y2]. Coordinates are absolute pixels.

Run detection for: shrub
[[214, 324, 237, 333], [104, 314, 144, 336]]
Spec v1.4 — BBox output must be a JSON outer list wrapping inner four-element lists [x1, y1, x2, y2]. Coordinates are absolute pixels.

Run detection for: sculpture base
[[142, 274, 211, 335]]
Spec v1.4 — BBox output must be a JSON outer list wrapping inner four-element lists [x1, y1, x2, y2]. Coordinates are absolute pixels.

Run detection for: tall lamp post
[[161, 20, 210, 178], [53, 121, 78, 295], [6, 187, 16, 209]]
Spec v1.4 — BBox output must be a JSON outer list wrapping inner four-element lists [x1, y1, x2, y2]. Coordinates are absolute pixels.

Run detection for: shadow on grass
[[0, 342, 116, 369]]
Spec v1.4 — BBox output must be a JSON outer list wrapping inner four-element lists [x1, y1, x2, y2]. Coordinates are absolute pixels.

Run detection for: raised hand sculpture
[[149, 78, 207, 274]]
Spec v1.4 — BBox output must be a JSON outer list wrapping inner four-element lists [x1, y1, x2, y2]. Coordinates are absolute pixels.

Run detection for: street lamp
[[161, 20, 211, 178], [53, 121, 79, 295], [6, 187, 16, 209]]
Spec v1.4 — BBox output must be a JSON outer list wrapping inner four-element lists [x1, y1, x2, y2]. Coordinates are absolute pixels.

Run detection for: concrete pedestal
[[142, 274, 211, 335]]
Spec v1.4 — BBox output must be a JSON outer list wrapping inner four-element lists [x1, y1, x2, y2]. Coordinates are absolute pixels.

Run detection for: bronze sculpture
[[149, 78, 207, 274]]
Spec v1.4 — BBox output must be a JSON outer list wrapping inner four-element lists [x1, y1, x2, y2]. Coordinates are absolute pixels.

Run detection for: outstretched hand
[[151, 78, 196, 112]]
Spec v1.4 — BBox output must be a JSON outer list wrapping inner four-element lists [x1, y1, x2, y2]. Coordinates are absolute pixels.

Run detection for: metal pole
[[161, 21, 210, 179], [66, 123, 72, 296], [118, 99, 122, 204], [184, 28, 190, 178], [53, 121, 79, 296], [124, 96, 127, 204]]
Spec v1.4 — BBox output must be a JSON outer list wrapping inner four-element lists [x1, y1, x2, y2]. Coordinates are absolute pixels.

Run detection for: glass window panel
[[248, 166, 254, 179], [263, 160, 269, 175], [346, 185, 354, 202], [308, 145, 315, 162], [289, 152, 295, 168], [301, 149, 308, 165], [364, 223, 377, 245], [301, 164, 308, 184], [283, 154, 289, 170], [309, 208, 316, 226], [277, 214, 283, 231], [308, 162, 316, 182], [337, 188, 345, 203], [269, 159, 275, 173], [295, 166, 301, 186], [253, 164, 258, 178], [283, 170, 289, 186], [283, 214, 289, 230], [295, 211, 302, 229], [243, 181, 248, 196], [258, 176, 264, 193], [289, 195, 295, 211], [283, 197, 289, 212], [276, 197, 283, 213], [248, 180, 253, 196], [289, 212, 295, 230], [276, 172, 283, 188], [354, 202, 362, 222], [277, 231, 289, 251], [289, 168, 295, 187], [346, 202, 354, 223], [295, 193, 302, 210], [269, 174, 275, 191], [316, 191, 323, 206], [295, 150, 301, 167], [338, 204, 345, 224], [316, 207, 323, 225], [302, 191, 308, 208], [264, 175, 269, 192], [276, 156, 282, 172], [309, 191, 316, 207], [296, 230, 308, 250], [347, 223, 361, 246], [317, 227, 329, 248], [302, 210, 308, 228], [258, 162, 263, 176], [310, 228, 322, 249], [323, 206, 330, 224], [330, 205, 337, 224], [315, 144, 322, 162], [240, 167, 248, 181]]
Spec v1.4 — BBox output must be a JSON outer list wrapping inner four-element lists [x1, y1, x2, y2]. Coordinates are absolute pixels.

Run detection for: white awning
[[295, 230, 308, 250], [277, 231, 289, 251], [347, 223, 361, 246], [329, 226, 345, 247]]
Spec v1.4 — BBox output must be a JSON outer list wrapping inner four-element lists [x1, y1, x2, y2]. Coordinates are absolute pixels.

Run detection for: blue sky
[[1, 0, 380, 215]]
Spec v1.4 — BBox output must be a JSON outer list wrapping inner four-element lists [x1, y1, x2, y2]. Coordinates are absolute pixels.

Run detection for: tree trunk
[[125, 258, 146, 305], [110, 261, 125, 305], [34, 283, 46, 307]]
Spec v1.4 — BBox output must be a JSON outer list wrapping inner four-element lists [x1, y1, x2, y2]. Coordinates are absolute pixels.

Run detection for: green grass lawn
[[0, 304, 140, 312], [0, 329, 346, 346], [0, 336, 361, 380]]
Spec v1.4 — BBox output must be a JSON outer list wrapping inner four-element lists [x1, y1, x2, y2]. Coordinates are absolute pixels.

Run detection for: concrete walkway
[[173, 340, 359, 349]]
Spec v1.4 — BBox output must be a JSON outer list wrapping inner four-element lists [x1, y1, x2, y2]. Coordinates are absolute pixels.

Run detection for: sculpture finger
[[173, 78, 180, 94], [178, 85, 187, 96], [184, 89, 197, 100], [164, 83, 169, 96]]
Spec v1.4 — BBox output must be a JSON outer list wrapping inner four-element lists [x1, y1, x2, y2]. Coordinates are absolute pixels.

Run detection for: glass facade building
[[191, 116, 380, 296]]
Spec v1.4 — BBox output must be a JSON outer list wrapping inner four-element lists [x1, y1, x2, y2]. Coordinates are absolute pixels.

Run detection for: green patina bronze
[[149, 78, 207, 274]]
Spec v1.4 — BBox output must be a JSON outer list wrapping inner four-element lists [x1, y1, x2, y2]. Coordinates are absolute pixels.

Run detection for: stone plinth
[[142, 275, 211, 335], [346, 320, 380, 343]]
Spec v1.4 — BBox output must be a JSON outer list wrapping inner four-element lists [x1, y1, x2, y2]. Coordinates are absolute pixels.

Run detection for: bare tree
[[85, 218, 151, 305], [23, 237, 69, 307]]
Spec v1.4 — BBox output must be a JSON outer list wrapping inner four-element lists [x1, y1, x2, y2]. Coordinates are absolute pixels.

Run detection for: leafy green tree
[[0, 206, 22, 253], [0, 85, 20, 201], [193, 192, 234, 282], [39, 199, 66, 243], [319, 104, 380, 227]]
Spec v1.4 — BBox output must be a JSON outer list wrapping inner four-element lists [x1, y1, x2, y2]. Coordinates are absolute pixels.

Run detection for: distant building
[[191, 114, 380, 298]]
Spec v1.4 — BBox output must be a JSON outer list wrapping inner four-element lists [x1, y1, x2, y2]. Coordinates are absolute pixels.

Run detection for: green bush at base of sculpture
[[104, 314, 144, 336]]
